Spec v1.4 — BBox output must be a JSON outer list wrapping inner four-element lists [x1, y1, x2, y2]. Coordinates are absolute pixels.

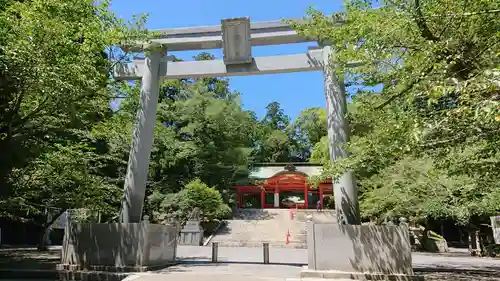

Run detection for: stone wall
[[307, 222, 413, 275], [61, 222, 177, 270]]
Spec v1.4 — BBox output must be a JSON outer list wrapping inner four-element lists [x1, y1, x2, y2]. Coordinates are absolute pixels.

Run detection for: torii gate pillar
[[121, 47, 165, 223], [322, 45, 360, 225]]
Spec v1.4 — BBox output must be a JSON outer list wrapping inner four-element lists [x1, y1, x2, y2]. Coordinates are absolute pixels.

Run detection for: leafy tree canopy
[[293, 0, 500, 225], [0, 0, 148, 221]]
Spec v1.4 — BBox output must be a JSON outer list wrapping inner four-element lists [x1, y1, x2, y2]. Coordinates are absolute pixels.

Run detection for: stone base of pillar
[[57, 222, 178, 281], [305, 222, 422, 280]]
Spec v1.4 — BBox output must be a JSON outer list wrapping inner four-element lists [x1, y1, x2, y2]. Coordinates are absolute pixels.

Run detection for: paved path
[[126, 246, 500, 281], [2, 245, 500, 281], [176, 245, 500, 270], [7, 245, 499, 272]]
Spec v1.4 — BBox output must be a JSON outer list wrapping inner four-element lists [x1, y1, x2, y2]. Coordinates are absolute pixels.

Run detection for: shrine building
[[233, 163, 333, 209]]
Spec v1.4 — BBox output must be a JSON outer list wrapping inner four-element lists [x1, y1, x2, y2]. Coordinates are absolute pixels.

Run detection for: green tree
[[262, 102, 290, 131], [293, 107, 327, 146], [252, 101, 309, 162], [309, 136, 329, 164], [293, 0, 500, 228], [0, 0, 148, 248], [293, 107, 327, 163]]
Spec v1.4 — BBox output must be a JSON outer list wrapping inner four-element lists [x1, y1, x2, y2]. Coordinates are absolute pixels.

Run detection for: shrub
[[151, 179, 231, 225]]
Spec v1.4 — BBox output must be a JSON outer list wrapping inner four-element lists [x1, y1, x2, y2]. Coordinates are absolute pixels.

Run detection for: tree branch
[[14, 96, 51, 128], [413, 0, 439, 41]]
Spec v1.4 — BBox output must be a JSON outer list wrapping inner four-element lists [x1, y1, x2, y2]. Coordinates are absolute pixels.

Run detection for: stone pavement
[[114, 246, 500, 281], [2, 245, 500, 281], [176, 245, 500, 271]]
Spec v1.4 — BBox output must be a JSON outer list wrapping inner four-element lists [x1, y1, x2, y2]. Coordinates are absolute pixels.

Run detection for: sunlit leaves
[[0, 0, 148, 223], [294, 0, 500, 225]]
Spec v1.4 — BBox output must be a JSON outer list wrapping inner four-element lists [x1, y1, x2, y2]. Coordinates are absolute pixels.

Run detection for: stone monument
[[180, 208, 204, 246]]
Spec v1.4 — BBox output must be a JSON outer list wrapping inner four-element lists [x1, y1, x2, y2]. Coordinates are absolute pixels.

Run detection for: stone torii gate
[[110, 17, 419, 280], [114, 17, 360, 225]]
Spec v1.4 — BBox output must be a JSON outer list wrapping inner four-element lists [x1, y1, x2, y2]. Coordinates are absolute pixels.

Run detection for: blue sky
[[110, 0, 346, 120]]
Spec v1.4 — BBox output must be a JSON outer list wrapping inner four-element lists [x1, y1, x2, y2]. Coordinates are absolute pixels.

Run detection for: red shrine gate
[[234, 171, 333, 209]]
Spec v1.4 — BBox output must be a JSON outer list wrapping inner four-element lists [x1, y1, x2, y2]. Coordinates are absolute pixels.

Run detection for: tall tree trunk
[[36, 228, 48, 251]]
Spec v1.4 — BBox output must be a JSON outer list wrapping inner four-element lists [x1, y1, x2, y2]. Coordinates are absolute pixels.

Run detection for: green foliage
[[0, 0, 334, 233], [293, 107, 327, 146], [484, 244, 500, 257], [262, 102, 290, 131], [310, 136, 329, 164], [0, 0, 147, 225], [252, 102, 295, 162], [151, 179, 231, 224], [293, 0, 500, 226], [12, 0, 498, 235], [253, 103, 321, 163], [4, 142, 121, 222]]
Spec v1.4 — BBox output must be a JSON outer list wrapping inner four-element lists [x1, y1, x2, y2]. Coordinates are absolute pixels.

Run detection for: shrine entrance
[[115, 16, 360, 224], [234, 163, 333, 209]]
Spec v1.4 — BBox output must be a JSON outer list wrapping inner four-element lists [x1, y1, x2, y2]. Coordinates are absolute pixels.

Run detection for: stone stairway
[[209, 209, 336, 248]]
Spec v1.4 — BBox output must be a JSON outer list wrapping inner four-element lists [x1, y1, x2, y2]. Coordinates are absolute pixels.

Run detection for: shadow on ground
[[234, 209, 278, 221], [415, 270, 500, 281], [2, 246, 500, 281], [0, 248, 60, 270]]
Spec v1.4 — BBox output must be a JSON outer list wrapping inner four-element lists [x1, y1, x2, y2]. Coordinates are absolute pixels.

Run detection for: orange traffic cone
[[285, 229, 291, 245]]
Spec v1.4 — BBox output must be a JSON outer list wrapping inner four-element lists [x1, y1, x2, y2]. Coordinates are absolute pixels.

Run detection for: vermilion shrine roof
[[248, 163, 323, 180]]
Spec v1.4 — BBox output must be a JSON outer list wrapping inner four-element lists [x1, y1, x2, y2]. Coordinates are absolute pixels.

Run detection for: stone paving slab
[[158, 263, 303, 278], [124, 272, 294, 281], [125, 265, 500, 281], [125, 275, 356, 281], [176, 245, 500, 270]]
